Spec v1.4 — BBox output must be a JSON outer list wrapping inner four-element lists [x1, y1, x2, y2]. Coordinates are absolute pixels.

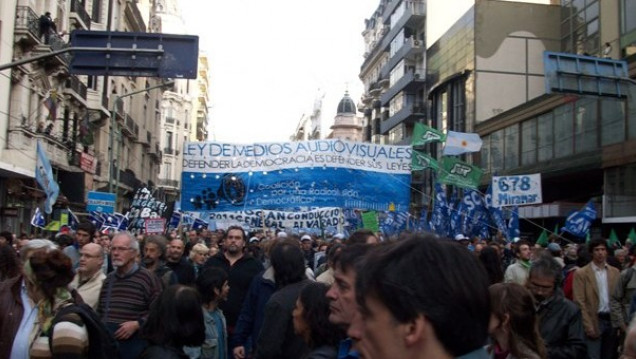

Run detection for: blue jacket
[[230, 267, 276, 350]]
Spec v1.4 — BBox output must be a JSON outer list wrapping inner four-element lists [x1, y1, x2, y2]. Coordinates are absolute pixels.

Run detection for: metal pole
[[107, 81, 174, 208]]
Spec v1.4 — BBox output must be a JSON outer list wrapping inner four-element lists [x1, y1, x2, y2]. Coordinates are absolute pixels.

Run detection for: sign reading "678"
[[491, 174, 542, 208]]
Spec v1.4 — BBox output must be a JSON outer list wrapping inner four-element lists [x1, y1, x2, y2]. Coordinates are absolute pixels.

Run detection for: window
[[554, 105, 574, 158], [538, 113, 554, 162], [601, 98, 626, 145], [91, 0, 101, 22], [491, 130, 504, 173], [574, 98, 597, 153], [504, 124, 519, 169], [481, 135, 491, 173], [87, 76, 98, 91], [521, 119, 537, 166], [621, 0, 636, 34], [166, 131, 173, 150]]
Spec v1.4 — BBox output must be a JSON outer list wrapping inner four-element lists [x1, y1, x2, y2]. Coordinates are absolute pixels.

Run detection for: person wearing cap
[[276, 232, 288, 240], [454, 234, 471, 249], [504, 240, 532, 285], [547, 242, 565, 268], [332, 233, 346, 244]]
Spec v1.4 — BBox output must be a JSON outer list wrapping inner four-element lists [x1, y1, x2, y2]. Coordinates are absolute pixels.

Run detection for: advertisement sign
[[180, 140, 412, 212], [492, 174, 542, 207]]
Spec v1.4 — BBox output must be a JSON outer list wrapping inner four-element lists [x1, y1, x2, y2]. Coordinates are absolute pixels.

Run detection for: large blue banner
[[180, 140, 412, 212]]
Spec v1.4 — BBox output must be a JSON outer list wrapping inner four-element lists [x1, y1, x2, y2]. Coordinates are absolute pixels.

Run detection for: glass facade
[[481, 96, 632, 173], [561, 0, 600, 55]]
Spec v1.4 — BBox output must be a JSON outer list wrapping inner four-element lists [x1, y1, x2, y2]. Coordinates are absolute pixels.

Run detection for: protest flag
[[438, 157, 483, 189], [192, 217, 209, 230], [561, 201, 596, 238], [362, 211, 379, 232], [31, 207, 46, 228], [442, 130, 483, 156], [608, 229, 620, 248], [412, 122, 446, 146], [411, 150, 439, 171], [536, 229, 549, 247], [35, 141, 60, 214]]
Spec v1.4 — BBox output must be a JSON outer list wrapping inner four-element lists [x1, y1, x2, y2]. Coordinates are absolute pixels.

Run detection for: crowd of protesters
[[1, 224, 636, 359]]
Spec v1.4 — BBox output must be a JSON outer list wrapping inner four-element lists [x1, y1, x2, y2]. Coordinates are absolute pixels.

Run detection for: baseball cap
[[249, 237, 260, 243], [276, 232, 288, 239], [333, 233, 345, 240], [454, 234, 468, 241], [300, 234, 312, 242], [547, 242, 561, 253]]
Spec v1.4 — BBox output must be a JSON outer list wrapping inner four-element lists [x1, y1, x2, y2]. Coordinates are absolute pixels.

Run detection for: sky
[[180, 0, 380, 143]]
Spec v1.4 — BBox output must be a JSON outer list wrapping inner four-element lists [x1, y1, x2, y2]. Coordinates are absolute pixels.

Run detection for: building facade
[[0, 0, 167, 232], [327, 91, 365, 141]]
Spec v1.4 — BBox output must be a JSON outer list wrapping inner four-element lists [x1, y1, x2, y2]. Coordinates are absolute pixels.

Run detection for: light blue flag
[[35, 141, 60, 214], [442, 131, 483, 156], [507, 206, 520, 240], [31, 207, 46, 228]]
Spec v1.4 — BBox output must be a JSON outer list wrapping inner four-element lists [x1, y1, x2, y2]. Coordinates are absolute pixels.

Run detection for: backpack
[[50, 302, 121, 359]]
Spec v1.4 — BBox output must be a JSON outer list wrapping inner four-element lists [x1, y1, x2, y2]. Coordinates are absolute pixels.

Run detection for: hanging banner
[[208, 207, 344, 230], [127, 187, 167, 231], [492, 173, 542, 207], [180, 140, 412, 212]]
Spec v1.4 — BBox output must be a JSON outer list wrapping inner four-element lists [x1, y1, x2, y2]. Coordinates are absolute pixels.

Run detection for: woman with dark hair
[[479, 246, 504, 285], [185, 267, 230, 359], [140, 285, 206, 359], [488, 282, 546, 359], [0, 244, 21, 281], [255, 241, 310, 359], [27, 249, 89, 358], [292, 282, 345, 359]]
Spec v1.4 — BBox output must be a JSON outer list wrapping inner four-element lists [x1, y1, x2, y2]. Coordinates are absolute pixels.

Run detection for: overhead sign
[[70, 30, 199, 79], [208, 208, 344, 230], [492, 174, 542, 207], [87, 191, 116, 213], [180, 140, 412, 212]]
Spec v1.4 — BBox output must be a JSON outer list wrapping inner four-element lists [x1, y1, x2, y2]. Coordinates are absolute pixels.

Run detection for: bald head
[[78, 242, 104, 276]]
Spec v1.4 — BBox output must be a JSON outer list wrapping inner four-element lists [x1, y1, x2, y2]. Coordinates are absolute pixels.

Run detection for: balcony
[[166, 117, 175, 125], [158, 179, 180, 188], [381, 103, 425, 134], [380, 70, 426, 105], [70, 0, 91, 30], [381, 37, 425, 79], [64, 75, 87, 103], [121, 114, 138, 139], [14, 6, 40, 47]]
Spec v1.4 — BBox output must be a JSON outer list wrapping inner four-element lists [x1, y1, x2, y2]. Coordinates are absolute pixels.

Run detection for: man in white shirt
[[504, 240, 532, 285], [573, 238, 620, 359], [70, 243, 106, 309]]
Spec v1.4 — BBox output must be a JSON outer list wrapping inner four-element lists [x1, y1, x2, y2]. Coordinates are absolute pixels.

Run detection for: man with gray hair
[[0, 239, 58, 359], [528, 253, 586, 358], [97, 232, 161, 359]]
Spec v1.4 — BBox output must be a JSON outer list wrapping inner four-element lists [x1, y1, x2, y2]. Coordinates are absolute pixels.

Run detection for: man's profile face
[[348, 295, 406, 359], [518, 244, 531, 261], [326, 266, 357, 326]]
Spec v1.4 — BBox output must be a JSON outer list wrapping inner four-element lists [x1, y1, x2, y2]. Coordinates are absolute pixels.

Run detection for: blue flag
[[192, 217, 209, 230], [507, 206, 520, 240], [168, 211, 182, 229], [394, 211, 409, 232], [485, 186, 509, 240], [430, 183, 450, 237], [562, 201, 596, 238], [417, 208, 430, 232], [68, 209, 80, 230], [35, 141, 60, 214], [31, 207, 46, 228], [89, 211, 105, 229]]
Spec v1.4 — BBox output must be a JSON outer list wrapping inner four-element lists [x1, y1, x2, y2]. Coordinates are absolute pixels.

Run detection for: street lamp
[[107, 80, 174, 205]]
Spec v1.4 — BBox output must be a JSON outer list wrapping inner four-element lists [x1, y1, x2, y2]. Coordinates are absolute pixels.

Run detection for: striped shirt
[[97, 265, 161, 324]]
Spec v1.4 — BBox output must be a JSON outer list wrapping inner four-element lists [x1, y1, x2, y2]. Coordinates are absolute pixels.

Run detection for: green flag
[[361, 211, 379, 232], [44, 220, 61, 232], [536, 229, 549, 247], [628, 228, 636, 244], [608, 228, 620, 248], [411, 150, 439, 171], [438, 157, 483, 189], [553, 223, 560, 236], [412, 122, 446, 146]]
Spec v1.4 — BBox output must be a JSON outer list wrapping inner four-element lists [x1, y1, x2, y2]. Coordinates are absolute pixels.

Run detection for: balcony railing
[[15, 6, 40, 42], [166, 117, 175, 124], [159, 179, 180, 188], [48, 33, 71, 64], [70, 0, 91, 29], [65, 75, 87, 101]]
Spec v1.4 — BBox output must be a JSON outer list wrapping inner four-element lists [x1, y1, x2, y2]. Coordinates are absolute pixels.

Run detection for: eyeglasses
[[80, 253, 102, 258], [527, 281, 554, 292], [111, 246, 133, 252]]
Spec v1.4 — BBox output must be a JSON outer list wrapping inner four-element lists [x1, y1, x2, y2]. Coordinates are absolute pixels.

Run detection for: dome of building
[[336, 91, 356, 115]]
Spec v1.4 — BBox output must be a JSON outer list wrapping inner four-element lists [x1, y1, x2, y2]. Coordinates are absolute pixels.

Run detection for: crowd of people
[[1, 225, 636, 359]]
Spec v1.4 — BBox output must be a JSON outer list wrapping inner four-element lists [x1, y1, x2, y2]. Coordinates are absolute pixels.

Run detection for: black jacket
[[139, 345, 189, 359], [203, 252, 264, 329], [166, 257, 196, 286], [537, 290, 587, 359], [255, 280, 310, 359]]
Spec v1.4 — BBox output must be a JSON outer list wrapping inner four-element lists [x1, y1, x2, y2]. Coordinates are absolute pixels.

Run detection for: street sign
[[87, 191, 116, 213], [69, 30, 199, 79], [543, 51, 629, 98]]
